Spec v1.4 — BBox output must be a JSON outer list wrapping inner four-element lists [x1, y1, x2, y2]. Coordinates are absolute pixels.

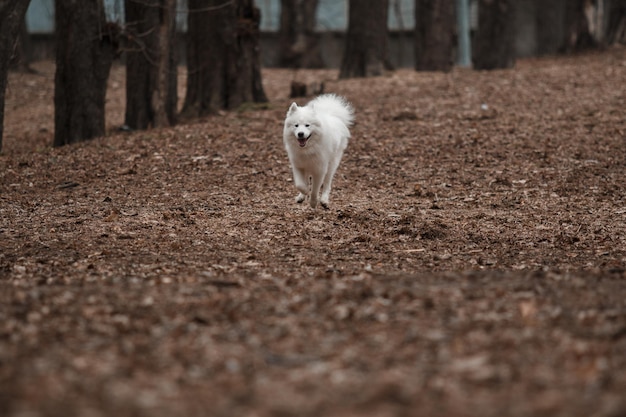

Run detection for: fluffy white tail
[[311, 94, 354, 127]]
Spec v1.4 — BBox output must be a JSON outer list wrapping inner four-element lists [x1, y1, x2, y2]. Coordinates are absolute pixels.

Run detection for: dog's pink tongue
[[298, 138, 307, 147]]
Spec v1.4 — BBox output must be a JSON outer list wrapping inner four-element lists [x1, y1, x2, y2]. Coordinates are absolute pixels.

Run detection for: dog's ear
[[287, 102, 298, 116]]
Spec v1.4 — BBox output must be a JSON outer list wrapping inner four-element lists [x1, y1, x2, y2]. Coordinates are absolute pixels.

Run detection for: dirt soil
[[1, 48, 626, 417]]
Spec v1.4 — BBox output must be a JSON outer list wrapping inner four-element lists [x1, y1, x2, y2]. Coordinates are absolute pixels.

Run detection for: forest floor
[[1, 47, 626, 417]]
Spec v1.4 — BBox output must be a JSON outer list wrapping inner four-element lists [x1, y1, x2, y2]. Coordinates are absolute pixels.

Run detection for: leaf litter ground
[[1, 48, 626, 416]]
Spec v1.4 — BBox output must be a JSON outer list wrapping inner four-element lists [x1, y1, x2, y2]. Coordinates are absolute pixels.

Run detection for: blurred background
[[19, 0, 626, 68]]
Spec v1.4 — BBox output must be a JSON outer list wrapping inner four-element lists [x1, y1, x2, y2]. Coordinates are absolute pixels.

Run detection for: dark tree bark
[[9, 16, 34, 72], [181, 0, 268, 118], [533, 0, 602, 55], [606, 0, 626, 44], [473, 0, 516, 70], [534, 0, 567, 55], [563, 0, 596, 52], [278, 0, 323, 68], [0, 0, 31, 153], [54, 0, 117, 147], [414, 0, 456, 72], [124, 0, 177, 130], [339, 0, 391, 78]]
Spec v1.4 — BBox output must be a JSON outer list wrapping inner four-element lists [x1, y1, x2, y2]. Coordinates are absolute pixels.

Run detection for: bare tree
[[181, 0, 267, 118], [124, 0, 177, 130], [54, 0, 118, 147], [0, 0, 31, 152], [473, 0, 516, 70], [279, 0, 323, 68], [339, 0, 391, 78], [414, 0, 456, 72]]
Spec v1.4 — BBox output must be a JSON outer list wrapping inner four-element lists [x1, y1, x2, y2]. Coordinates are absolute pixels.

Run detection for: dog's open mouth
[[297, 134, 311, 147]]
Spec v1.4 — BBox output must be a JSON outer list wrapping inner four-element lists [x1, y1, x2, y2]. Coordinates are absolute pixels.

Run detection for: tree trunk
[[339, 0, 391, 78], [9, 16, 33, 72], [0, 0, 31, 153], [473, 0, 516, 70], [54, 0, 117, 147], [534, 0, 567, 55], [124, 0, 177, 130], [181, 0, 267, 118], [414, 0, 456, 71], [278, 0, 324, 68], [606, 0, 626, 44], [533, 0, 602, 55], [563, 0, 596, 51]]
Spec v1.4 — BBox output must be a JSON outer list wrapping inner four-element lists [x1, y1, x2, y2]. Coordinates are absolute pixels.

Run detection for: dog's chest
[[289, 143, 326, 170]]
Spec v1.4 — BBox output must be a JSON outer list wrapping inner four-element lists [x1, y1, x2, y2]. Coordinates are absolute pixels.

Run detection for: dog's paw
[[320, 201, 329, 210], [295, 193, 306, 204]]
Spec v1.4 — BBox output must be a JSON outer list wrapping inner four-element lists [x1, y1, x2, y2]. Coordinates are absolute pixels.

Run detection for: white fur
[[283, 94, 354, 209]]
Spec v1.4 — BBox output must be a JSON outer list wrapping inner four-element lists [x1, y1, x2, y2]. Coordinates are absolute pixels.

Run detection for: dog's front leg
[[309, 174, 323, 208], [292, 167, 308, 204]]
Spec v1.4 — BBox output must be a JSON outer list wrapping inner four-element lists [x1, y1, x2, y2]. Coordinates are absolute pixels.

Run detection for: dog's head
[[285, 102, 319, 148]]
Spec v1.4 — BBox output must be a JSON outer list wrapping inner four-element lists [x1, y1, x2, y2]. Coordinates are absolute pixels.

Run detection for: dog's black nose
[[297, 132, 305, 138]]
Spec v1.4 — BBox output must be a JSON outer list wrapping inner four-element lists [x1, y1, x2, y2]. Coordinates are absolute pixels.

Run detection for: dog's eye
[[294, 124, 299, 128], [305, 124, 310, 127]]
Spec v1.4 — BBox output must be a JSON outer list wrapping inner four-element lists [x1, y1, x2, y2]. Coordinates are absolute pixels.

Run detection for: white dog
[[283, 94, 354, 209]]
